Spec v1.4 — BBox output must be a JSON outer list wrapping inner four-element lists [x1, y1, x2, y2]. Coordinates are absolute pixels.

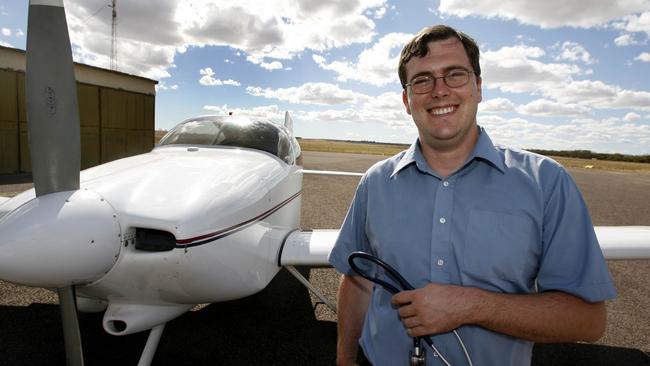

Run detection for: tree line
[[529, 149, 650, 164]]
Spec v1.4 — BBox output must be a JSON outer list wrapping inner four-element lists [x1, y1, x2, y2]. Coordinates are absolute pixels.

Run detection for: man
[[328, 25, 616, 366]]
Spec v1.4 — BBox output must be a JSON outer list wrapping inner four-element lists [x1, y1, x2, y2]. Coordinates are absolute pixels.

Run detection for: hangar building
[[0, 46, 157, 175]]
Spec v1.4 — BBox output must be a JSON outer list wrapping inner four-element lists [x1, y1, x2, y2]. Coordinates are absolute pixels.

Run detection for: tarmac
[[0, 151, 648, 365]]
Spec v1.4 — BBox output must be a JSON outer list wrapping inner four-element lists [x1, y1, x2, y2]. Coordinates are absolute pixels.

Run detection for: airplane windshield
[[158, 116, 294, 163]]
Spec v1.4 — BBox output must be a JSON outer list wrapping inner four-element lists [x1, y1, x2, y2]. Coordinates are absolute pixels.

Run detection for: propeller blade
[[58, 287, 85, 366], [26, 0, 80, 197], [26, 2, 84, 365]]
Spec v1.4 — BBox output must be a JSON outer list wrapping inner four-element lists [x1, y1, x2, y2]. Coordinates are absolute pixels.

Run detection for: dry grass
[[299, 139, 408, 156], [299, 139, 650, 173], [551, 156, 650, 172]]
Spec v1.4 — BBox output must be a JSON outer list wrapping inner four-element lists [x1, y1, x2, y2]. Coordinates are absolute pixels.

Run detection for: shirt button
[[442, 181, 449, 187], [439, 217, 446, 224], [437, 259, 444, 266]]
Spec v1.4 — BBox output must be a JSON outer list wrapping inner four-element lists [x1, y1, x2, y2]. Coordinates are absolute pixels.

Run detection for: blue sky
[[1, 0, 650, 154]]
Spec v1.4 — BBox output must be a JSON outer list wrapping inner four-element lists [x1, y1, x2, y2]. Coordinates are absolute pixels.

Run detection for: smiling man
[[329, 25, 616, 366]]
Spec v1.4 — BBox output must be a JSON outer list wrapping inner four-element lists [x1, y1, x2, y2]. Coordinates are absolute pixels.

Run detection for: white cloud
[[479, 44, 650, 113], [15, 29, 24, 38], [373, 6, 387, 19], [614, 33, 639, 46], [623, 112, 642, 121], [1, 28, 11, 37], [199, 67, 240, 86], [635, 52, 650, 62], [64, 0, 387, 79], [246, 55, 283, 70], [438, 0, 650, 29], [313, 32, 413, 86], [246, 82, 370, 105], [203, 104, 284, 120], [617, 11, 650, 37], [478, 98, 515, 113], [156, 81, 179, 91], [542, 80, 650, 111], [554, 41, 595, 64], [0, 40, 12, 47], [480, 114, 650, 154], [481, 45, 580, 93], [517, 99, 590, 117]]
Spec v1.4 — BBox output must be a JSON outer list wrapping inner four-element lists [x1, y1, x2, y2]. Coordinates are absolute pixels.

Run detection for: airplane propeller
[[25, 1, 84, 364]]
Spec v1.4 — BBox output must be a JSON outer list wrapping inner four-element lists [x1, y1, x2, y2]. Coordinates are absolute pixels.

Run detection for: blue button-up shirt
[[329, 128, 617, 366]]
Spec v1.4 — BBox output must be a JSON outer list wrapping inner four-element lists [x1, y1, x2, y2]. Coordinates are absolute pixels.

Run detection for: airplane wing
[[595, 226, 650, 259], [301, 169, 364, 177], [278, 230, 339, 266], [279, 226, 650, 267]]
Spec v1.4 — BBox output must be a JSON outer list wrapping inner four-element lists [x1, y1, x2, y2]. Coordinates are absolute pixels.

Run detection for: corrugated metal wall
[[0, 68, 154, 174]]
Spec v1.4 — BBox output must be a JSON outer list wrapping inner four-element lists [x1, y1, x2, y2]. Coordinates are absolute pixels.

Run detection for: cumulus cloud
[[63, 0, 387, 78], [614, 33, 640, 46], [438, 0, 650, 29], [203, 104, 285, 120], [246, 82, 370, 105], [616, 11, 650, 37], [481, 45, 580, 93], [313, 32, 413, 87], [479, 114, 650, 154], [199, 67, 240, 86], [517, 99, 590, 117], [246, 55, 284, 70], [623, 112, 642, 121], [156, 81, 179, 91], [478, 98, 515, 113], [1, 28, 11, 37], [553, 41, 595, 64], [479, 43, 650, 113], [635, 52, 650, 62]]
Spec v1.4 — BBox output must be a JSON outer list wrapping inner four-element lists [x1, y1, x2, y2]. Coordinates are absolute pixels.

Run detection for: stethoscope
[[348, 251, 474, 366]]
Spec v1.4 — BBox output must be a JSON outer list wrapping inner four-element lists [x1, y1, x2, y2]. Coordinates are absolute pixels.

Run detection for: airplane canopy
[[159, 115, 295, 163]]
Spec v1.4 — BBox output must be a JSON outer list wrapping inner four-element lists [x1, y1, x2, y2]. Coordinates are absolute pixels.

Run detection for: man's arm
[[392, 284, 606, 343], [336, 274, 373, 366]]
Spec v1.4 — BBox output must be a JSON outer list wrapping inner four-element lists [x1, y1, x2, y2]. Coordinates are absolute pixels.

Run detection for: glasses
[[404, 69, 474, 94]]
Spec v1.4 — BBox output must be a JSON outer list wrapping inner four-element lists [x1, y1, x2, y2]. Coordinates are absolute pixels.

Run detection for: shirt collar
[[391, 126, 505, 178]]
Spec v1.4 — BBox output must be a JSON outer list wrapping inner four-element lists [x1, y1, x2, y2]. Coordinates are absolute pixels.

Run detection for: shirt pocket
[[462, 209, 538, 283]]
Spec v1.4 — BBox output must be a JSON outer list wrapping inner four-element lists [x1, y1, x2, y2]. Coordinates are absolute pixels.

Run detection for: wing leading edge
[[279, 226, 650, 267]]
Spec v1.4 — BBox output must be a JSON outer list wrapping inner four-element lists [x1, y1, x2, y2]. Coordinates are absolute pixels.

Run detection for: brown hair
[[398, 25, 481, 87]]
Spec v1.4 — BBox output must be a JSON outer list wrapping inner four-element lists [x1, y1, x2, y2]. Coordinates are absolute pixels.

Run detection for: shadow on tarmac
[[0, 268, 647, 365]]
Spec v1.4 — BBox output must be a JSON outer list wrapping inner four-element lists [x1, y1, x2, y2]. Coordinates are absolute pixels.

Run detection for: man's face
[[402, 38, 482, 151]]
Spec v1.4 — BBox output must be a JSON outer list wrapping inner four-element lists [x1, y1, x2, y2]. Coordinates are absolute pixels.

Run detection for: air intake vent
[[135, 228, 176, 252]]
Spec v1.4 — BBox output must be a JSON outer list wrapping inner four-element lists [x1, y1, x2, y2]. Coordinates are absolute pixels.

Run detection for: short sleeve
[[536, 165, 617, 302], [328, 174, 372, 275]]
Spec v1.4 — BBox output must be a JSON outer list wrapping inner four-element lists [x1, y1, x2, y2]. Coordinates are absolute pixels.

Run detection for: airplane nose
[[0, 189, 121, 288]]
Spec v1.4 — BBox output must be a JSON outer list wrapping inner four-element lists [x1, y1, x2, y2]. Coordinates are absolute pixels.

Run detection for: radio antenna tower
[[109, 0, 117, 70]]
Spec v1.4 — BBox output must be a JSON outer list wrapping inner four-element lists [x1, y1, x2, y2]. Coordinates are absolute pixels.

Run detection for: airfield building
[[0, 45, 157, 175]]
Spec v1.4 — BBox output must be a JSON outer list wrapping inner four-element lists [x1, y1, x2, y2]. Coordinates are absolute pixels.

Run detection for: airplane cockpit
[[158, 115, 299, 164]]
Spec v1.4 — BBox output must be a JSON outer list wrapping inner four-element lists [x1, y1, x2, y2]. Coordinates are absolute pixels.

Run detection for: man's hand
[[391, 283, 479, 337], [392, 284, 607, 343]]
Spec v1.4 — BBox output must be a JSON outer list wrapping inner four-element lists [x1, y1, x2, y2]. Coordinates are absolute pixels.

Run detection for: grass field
[[298, 139, 650, 172]]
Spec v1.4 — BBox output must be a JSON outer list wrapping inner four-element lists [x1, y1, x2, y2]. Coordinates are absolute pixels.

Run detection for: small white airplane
[[0, 1, 649, 366]]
